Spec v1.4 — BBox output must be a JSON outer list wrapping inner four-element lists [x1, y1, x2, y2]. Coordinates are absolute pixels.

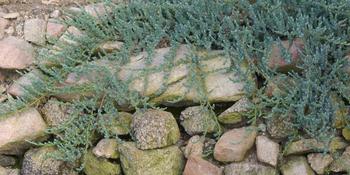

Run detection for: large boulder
[[183, 156, 223, 175], [0, 108, 47, 155], [21, 146, 77, 175], [132, 109, 180, 150], [119, 142, 184, 175], [214, 126, 257, 162], [0, 36, 35, 69], [84, 151, 121, 175], [180, 106, 219, 135]]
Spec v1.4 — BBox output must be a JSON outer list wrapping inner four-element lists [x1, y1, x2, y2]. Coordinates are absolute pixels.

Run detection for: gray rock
[[256, 135, 280, 167], [24, 18, 46, 45], [0, 166, 19, 175], [7, 69, 46, 97], [218, 97, 252, 124], [0, 36, 35, 69], [41, 98, 71, 127], [284, 139, 326, 156], [307, 153, 333, 175], [184, 135, 204, 158], [119, 142, 184, 175], [180, 106, 219, 135], [21, 146, 77, 175], [330, 146, 350, 173], [266, 114, 295, 139], [0, 154, 16, 167], [0, 17, 9, 39], [0, 108, 47, 155], [281, 156, 315, 175], [132, 109, 180, 150], [92, 139, 119, 159]]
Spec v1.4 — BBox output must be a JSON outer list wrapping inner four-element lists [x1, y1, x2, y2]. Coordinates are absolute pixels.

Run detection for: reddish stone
[[46, 20, 66, 39], [183, 156, 223, 175]]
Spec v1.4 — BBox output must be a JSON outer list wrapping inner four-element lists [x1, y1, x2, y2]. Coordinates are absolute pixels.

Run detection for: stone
[[103, 112, 133, 135], [84, 3, 109, 18], [99, 41, 123, 53], [183, 156, 223, 175], [0, 166, 19, 175], [0, 18, 9, 39], [41, 98, 71, 126], [119, 142, 184, 175], [46, 20, 66, 40], [2, 12, 19, 19], [50, 10, 61, 18], [0, 108, 47, 155], [132, 109, 180, 150], [57, 26, 84, 47], [268, 38, 304, 72], [224, 152, 278, 175], [7, 70, 46, 97], [265, 75, 296, 98], [0, 154, 16, 167], [266, 114, 295, 139], [184, 135, 204, 158], [256, 135, 279, 167], [307, 153, 333, 174], [0, 36, 35, 69], [281, 156, 315, 175], [342, 128, 350, 141], [218, 97, 252, 124], [330, 146, 350, 173], [24, 18, 46, 45], [180, 106, 219, 135], [21, 147, 77, 175], [0, 0, 9, 5], [214, 126, 257, 162], [329, 136, 348, 153], [284, 139, 326, 156], [84, 151, 121, 175], [92, 139, 119, 159]]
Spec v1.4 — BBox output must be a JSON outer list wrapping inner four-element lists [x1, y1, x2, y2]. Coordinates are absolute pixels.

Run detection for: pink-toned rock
[[307, 153, 333, 174], [0, 36, 35, 69], [183, 156, 223, 175], [256, 135, 279, 167], [0, 108, 47, 155], [24, 18, 46, 45], [46, 20, 66, 39], [0, 17, 9, 39], [268, 38, 304, 72], [214, 126, 257, 162], [184, 135, 204, 158], [7, 70, 45, 97], [84, 3, 109, 18]]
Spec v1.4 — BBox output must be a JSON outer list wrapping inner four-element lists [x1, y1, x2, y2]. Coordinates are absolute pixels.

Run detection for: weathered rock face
[[330, 146, 350, 173], [0, 166, 19, 175], [224, 152, 278, 175], [218, 97, 252, 124], [180, 106, 219, 135], [0, 17, 9, 39], [92, 139, 119, 159], [256, 135, 280, 167], [132, 109, 180, 150], [183, 156, 223, 175], [307, 153, 333, 174], [266, 114, 295, 139], [184, 135, 204, 158], [41, 98, 71, 126], [21, 147, 77, 175], [84, 151, 121, 175], [281, 156, 315, 175], [0, 108, 47, 155], [24, 18, 46, 45], [7, 69, 46, 97], [103, 112, 133, 135], [0, 36, 35, 69], [119, 142, 184, 175], [0, 154, 16, 167], [214, 126, 257, 162], [46, 19, 66, 40], [284, 139, 325, 156]]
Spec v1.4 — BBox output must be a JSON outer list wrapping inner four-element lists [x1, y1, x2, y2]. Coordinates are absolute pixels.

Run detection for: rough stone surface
[[84, 151, 121, 175], [0, 36, 35, 69], [281, 156, 315, 175], [0, 17, 9, 39], [41, 98, 71, 126], [0, 108, 47, 155], [103, 112, 133, 135], [218, 97, 251, 124], [184, 135, 204, 158], [284, 139, 325, 156], [92, 139, 119, 159], [307, 153, 333, 174], [99, 41, 123, 53], [7, 70, 46, 97], [342, 128, 350, 141], [24, 18, 46, 45], [119, 142, 184, 175], [0, 166, 19, 175], [180, 106, 219, 135], [84, 3, 109, 18], [214, 126, 257, 162], [330, 146, 350, 173], [2, 12, 19, 19], [266, 114, 295, 139], [46, 20, 66, 40], [132, 109, 180, 150], [21, 147, 77, 175], [0, 154, 16, 167], [256, 135, 279, 167], [224, 152, 278, 175], [183, 156, 223, 175]]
